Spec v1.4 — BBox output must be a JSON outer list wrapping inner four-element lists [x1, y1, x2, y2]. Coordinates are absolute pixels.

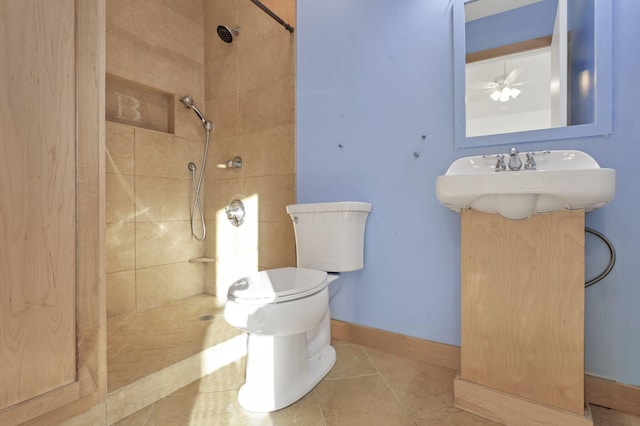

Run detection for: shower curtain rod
[[248, 0, 294, 33]]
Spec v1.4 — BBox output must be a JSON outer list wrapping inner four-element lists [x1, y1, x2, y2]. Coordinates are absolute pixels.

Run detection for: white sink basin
[[435, 150, 615, 219]]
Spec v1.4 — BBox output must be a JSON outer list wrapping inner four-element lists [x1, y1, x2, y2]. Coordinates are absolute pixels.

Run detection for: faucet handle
[[507, 147, 522, 170], [524, 152, 537, 170], [494, 154, 506, 172]]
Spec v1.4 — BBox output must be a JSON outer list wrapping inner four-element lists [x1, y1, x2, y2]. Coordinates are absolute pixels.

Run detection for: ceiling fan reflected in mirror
[[468, 62, 527, 103], [488, 63, 525, 102], [490, 69, 522, 102]]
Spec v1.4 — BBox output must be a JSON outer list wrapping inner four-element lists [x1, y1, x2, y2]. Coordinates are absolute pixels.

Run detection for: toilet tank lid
[[286, 201, 372, 214]]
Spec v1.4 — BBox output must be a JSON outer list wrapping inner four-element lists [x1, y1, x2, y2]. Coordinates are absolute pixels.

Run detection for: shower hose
[[189, 127, 211, 241]]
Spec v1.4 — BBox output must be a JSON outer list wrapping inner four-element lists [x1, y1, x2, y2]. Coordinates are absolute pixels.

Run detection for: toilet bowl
[[223, 201, 371, 413], [225, 267, 339, 412]]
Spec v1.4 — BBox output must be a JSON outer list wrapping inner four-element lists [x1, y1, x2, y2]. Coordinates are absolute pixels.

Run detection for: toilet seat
[[227, 267, 328, 305]]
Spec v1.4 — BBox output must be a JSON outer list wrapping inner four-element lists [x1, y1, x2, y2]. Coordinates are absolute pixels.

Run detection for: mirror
[[453, 0, 612, 149]]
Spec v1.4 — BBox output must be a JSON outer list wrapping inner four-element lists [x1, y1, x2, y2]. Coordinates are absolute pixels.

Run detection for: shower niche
[[106, 75, 174, 133]]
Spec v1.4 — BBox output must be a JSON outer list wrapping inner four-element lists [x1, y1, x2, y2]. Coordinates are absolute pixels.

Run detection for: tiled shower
[[105, 0, 296, 318]]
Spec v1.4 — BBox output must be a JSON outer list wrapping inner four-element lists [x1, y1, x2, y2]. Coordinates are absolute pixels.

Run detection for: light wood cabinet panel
[[0, 0, 77, 409], [0, 0, 106, 424], [458, 209, 587, 420]]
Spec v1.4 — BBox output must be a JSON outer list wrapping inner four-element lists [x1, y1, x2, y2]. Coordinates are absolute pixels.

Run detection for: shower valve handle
[[218, 156, 243, 169]]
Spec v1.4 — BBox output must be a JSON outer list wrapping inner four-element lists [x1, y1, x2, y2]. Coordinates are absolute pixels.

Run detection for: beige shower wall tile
[[213, 205, 260, 259], [243, 174, 295, 222], [107, 222, 136, 273], [174, 100, 207, 141], [107, 270, 136, 318], [205, 51, 238, 101], [154, 0, 204, 27], [205, 94, 238, 138], [204, 176, 243, 215], [204, 6, 239, 61], [258, 221, 295, 269], [135, 176, 192, 222], [236, 125, 295, 177], [238, 78, 294, 135], [107, 0, 133, 28], [133, 38, 203, 98], [205, 134, 239, 177], [238, 30, 294, 92], [132, 0, 204, 65], [106, 122, 134, 175], [203, 218, 217, 255], [136, 262, 205, 310], [205, 126, 295, 180], [259, 0, 296, 26], [238, 0, 295, 45], [204, 0, 237, 21], [134, 128, 202, 179], [206, 29, 238, 62], [107, 174, 135, 224], [106, 24, 135, 80], [136, 221, 205, 268]]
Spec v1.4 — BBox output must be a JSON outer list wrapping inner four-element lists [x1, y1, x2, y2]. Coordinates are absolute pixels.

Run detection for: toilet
[[224, 201, 372, 412]]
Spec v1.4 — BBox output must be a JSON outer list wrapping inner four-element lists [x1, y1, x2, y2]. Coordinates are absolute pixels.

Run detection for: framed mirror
[[453, 0, 612, 149]]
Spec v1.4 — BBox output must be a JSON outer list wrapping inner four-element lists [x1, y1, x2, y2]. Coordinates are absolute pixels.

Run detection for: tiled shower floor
[[107, 295, 640, 425], [107, 294, 233, 392]]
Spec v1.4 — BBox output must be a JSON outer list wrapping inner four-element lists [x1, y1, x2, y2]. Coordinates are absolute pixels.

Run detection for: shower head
[[180, 95, 194, 109], [179, 95, 213, 131], [217, 25, 240, 43]]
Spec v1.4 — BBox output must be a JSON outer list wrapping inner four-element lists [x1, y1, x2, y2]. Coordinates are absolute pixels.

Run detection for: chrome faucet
[[508, 147, 522, 171], [524, 152, 537, 170], [494, 154, 506, 172]]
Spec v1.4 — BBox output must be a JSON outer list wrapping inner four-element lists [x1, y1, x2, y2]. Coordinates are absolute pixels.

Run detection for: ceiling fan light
[[510, 87, 521, 99], [490, 90, 501, 101], [499, 89, 510, 102]]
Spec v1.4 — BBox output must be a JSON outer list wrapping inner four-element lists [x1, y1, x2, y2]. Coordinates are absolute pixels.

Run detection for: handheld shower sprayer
[[180, 95, 213, 241], [179, 96, 213, 131]]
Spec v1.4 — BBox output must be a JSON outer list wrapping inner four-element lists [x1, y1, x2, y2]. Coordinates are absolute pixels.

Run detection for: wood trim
[[75, 0, 107, 401], [331, 319, 460, 370], [0, 384, 81, 426], [466, 35, 552, 63], [331, 320, 640, 417], [586, 374, 640, 417], [454, 375, 593, 426], [28, 394, 105, 426]]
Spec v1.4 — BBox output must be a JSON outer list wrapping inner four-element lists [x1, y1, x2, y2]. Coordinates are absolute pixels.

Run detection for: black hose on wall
[[585, 227, 616, 288]]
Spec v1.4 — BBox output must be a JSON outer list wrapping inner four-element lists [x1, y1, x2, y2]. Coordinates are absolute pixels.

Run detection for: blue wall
[[297, 0, 640, 386]]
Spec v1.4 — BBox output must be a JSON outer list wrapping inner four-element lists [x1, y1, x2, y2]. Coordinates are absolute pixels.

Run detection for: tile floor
[[107, 295, 230, 392], [109, 296, 640, 426]]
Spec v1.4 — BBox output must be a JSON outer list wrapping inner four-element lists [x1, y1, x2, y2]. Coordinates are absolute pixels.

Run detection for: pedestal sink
[[435, 150, 615, 219]]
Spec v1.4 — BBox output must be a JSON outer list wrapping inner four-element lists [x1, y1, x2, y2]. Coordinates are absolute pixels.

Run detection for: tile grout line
[[139, 401, 155, 426], [312, 388, 327, 426], [323, 372, 381, 381], [361, 345, 419, 425]]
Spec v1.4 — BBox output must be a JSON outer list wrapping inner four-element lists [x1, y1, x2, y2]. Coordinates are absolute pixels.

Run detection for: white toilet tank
[[286, 201, 372, 272]]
